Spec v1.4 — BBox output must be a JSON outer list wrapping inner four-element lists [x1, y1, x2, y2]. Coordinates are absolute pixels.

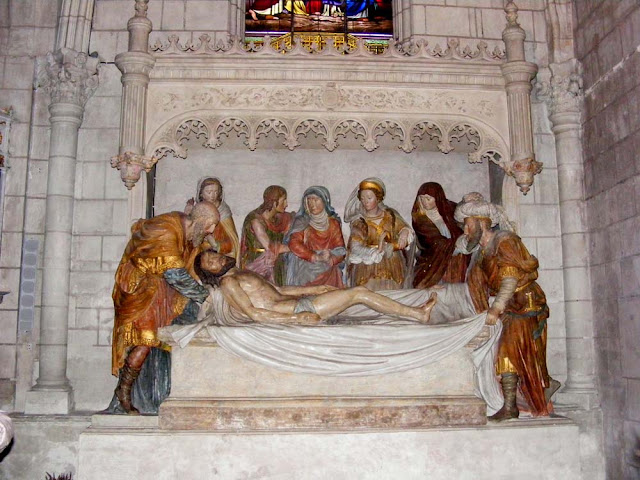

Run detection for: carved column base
[[24, 387, 74, 415], [110, 151, 157, 189]]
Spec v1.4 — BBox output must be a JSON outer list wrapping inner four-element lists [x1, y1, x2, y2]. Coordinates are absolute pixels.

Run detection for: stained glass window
[[245, 1, 393, 42]]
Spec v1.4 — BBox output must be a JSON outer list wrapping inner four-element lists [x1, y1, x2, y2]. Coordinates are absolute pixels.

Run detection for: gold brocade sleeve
[[499, 265, 521, 279], [132, 255, 185, 275]]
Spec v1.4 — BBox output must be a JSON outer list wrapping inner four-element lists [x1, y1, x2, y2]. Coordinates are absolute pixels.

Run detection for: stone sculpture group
[[108, 175, 559, 423]]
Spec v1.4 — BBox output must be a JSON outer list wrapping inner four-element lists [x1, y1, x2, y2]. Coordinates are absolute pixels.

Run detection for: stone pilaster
[[24, 48, 99, 414], [56, 0, 95, 52], [111, 0, 156, 193], [500, 2, 542, 195], [539, 59, 599, 409]]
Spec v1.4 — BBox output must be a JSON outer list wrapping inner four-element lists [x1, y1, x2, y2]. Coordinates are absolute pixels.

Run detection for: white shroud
[[171, 283, 504, 415]]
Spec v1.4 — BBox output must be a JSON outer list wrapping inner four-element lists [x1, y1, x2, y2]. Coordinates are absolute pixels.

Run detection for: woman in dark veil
[[411, 182, 468, 289]]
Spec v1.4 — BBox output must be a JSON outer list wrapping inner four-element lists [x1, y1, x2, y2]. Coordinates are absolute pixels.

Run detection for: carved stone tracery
[[146, 114, 508, 172]]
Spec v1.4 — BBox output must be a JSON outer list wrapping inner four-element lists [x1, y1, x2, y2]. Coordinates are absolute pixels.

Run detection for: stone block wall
[[405, 0, 548, 68], [575, 0, 640, 477], [0, 0, 58, 411]]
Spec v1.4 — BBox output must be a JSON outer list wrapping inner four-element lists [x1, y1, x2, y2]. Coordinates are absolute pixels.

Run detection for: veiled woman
[[411, 182, 468, 289], [185, 177, 240, 264], [284, 186, 346, 288], [344, 177, 414, 290]]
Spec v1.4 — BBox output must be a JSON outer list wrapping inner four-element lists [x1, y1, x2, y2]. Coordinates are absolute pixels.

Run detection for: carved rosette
[[110, 151, 157, 190], [36, 48, 100, 107]]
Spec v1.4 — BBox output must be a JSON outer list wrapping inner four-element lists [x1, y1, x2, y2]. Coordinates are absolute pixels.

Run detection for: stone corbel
[[500, 157, 543, 195], [111, 0, 155, 190], [501, 1, 540, 194], [111, 151, 157, 190]]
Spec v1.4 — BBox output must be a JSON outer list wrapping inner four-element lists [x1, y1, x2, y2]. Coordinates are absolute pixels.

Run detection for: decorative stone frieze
[[154, 86, 498, 119], [35, 48, 99, 107], [151, 33, 505, 63]]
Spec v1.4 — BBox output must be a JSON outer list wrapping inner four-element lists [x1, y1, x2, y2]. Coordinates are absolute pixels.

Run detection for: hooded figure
[[411, 182, 468, 289], [284, 186, 346, 287]]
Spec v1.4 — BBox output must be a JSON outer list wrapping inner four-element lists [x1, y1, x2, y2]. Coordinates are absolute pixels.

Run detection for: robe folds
[[287, 217, 346, 287], [467, 230, 551, 416], [240, 210, 293, 286], [347, 208, 411, 290], [412, 209, 468, 289], [111, 212, 194, 375]]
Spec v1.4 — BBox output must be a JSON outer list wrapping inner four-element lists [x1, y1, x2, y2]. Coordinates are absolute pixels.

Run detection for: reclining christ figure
[[194, 250, 437, 325]]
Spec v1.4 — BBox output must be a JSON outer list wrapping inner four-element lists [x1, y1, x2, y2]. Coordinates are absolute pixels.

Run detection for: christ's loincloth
[[293, 296, 318, 314]]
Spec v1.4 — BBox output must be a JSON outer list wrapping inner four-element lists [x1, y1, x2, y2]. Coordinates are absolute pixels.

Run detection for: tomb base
[[77, 417, 582, 480], [159, 396, 486, 431], [157, 325, 491, 431]]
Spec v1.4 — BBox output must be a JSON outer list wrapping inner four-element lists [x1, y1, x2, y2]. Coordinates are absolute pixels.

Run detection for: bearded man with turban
[[454, 195, 559, 420]]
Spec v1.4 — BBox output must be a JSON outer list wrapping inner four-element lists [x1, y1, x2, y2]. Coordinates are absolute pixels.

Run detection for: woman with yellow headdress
[[344, 177, 414, 290]]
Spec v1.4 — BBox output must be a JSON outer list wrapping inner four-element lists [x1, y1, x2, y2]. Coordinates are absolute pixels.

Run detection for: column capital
[[536, 59, 584, 121], [36, 48, 100, 107], [115, 51, 156, 77]]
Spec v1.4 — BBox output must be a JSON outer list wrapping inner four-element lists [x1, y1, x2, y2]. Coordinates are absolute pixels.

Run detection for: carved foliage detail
[[36, 48, 100, 106], [154, 87, 497, 119], [150, 34, 505, 62]]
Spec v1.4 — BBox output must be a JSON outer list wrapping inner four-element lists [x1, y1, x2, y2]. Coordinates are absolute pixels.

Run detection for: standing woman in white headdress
[[344, 177, 415, 290], [185, 177, 240, 264]]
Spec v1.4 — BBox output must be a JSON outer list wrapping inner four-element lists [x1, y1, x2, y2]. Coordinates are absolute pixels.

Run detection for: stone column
[[24, 48, 99, 414], [110, 0, 156, 222], [541, 59, 598, 408], [500, 2, 542, 195]]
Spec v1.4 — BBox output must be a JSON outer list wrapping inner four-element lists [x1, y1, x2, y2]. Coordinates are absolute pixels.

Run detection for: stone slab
[[161, 327, 478, 399], [91, 413, 159, 429], [159, 396, 486, 431], [77, 419, 582, 480]]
